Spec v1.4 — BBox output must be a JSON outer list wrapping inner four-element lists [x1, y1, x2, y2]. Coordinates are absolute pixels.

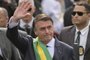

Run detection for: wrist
[[11, 16, 19, 23]]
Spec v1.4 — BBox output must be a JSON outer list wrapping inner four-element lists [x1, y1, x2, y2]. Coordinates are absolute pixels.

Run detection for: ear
[[88, 13, 90, 17], [34, 31, 38, 36], [87, 13, 90, 19]]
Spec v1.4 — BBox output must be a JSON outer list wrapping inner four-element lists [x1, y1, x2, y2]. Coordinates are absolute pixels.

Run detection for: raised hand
[[12, 1, 32, 22]]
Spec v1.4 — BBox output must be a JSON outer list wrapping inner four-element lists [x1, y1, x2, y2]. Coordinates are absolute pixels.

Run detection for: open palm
[[13, 1, 32, 21]]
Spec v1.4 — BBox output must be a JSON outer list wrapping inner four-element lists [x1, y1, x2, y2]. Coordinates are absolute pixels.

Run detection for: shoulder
[[60, 41, 73, 50], [0, 28, 7, 32], [18, 30, 27, 34], [55, 39, 73, 51], [18, 30, 27, 37], [0, 28, 7, 36], [61, 25, 75, 33]]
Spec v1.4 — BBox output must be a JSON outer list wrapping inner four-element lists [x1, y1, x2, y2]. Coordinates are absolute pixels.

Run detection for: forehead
[[73, 5, 86, 12], [35, 20, 53, 27], [0, 12, 6, 18], [0, 10, 4, 15]]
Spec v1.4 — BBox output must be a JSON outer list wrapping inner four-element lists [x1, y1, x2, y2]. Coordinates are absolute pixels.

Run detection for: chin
[[73, 22, 80, 25]]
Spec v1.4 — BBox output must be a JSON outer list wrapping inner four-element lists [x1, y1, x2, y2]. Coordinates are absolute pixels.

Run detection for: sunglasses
[[72, 11, 87, 16]]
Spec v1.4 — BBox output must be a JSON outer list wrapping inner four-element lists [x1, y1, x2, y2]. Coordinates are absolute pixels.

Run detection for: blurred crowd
[[0, 0, 90, 34], [0, 0, 90, 60]]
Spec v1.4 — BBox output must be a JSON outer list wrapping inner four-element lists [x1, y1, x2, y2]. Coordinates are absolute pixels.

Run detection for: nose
[[74, 13, 79, 16], [45, 28, 49, 34], [73, 13, 79, 18]]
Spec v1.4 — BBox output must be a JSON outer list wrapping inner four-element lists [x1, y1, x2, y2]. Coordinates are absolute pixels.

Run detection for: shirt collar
[[19, 18, 34, 28], [47, 38, 55, 48], [76, 25, 89, 35]]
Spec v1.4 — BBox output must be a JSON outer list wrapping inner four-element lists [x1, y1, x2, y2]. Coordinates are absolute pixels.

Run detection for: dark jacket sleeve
[[6, 26, 31, 55]]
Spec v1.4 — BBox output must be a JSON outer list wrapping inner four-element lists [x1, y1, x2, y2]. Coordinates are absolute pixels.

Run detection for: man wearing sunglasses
[[58, 3, 90, 60], [63, 0, 88, 27]]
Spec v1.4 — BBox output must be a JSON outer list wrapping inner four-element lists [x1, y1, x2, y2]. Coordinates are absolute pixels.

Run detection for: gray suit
[[6, 26, 75, 60], [58, 25, 90, 60], [0, 28, 22, 60]]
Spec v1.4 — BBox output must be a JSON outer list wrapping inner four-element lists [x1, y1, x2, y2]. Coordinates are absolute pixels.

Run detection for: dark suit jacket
[[58, 25, 90, 60], [6, 26, 75, 60], [18, 25, 36, 38], [0, 28, 22, 60]]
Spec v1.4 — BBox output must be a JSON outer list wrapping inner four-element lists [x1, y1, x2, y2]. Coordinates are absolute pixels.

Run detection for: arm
[[70, 48, 75, 60], [6, 1, 34, 54]]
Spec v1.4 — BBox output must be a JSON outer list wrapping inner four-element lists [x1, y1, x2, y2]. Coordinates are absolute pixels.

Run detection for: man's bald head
[[0, 7, 8, 27]]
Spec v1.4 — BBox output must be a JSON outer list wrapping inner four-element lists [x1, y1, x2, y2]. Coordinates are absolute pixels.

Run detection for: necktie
[[75, 31, 81, 45], [46, 45, 49, 48], [24, 24, 30, 35], [74, 31, 81, 60]]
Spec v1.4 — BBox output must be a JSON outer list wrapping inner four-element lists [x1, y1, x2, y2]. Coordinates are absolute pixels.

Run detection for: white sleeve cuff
[[8, 17, 19, 28]]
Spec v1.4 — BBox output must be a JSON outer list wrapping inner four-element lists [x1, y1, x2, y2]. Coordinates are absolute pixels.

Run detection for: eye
[[40, 27, 45, 31], [47, 26, 52, 29]]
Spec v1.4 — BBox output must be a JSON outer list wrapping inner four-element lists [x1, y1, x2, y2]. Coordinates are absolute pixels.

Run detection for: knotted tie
[[24, 24, 30, 35], [75, 31, 81, 45], [74, 31, 81, 60]]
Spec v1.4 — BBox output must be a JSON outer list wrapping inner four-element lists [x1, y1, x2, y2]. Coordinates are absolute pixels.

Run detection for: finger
[[16, 1, 25, 12], [16, 1, 30, 13], [18, 1, 29, 10], [30, 5, 35, 15], [24, 2, 32, 11], [23, 13, 31, 18]]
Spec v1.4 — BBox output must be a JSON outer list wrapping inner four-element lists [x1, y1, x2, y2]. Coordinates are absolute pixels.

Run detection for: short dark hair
[[74, 0, 80, 2], [73, 3, 90, 13], [33, 13, 53, 30]]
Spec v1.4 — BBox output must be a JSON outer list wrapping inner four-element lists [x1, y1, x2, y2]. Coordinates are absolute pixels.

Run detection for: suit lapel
[[53, 38, 63, 60], [68, 27, 79, 60], [68, 26, 76, 46], [85, 26, 90, 54]]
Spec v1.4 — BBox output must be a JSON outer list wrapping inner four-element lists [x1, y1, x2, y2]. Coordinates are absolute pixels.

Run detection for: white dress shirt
[[8, 17, 34, 29], [47, 38, 55, 58], [75, 25, 89, 60], [19, 19, 33, 29]]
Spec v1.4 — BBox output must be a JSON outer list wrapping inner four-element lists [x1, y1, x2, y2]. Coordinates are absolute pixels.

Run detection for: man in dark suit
[[58, 2, 90, 60], [6, 1, 75, 60], [17, 0, 35, 37], [63, 0, 88, 27]]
